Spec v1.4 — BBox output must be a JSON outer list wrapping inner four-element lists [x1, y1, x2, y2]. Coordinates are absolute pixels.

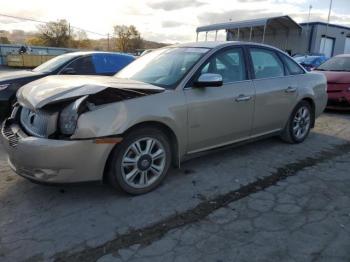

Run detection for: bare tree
[[37, 20, 71, 47], [72, 30, 91, 49], [0, 36, 10, 44], [114, 25, 143, 52]]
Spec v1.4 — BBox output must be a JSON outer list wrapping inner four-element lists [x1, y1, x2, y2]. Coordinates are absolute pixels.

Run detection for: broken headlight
[[59, 96, 87, 135]]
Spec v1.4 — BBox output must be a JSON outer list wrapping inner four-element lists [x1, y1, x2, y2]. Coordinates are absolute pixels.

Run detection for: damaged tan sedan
[[1, 42, 327, 194]]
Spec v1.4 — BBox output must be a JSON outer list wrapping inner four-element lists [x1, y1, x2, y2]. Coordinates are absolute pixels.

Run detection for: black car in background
[[0, 51, 135, 118]]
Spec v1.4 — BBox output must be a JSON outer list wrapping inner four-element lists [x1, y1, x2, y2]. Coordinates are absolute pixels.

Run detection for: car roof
[[295, 55, 320, 59], [172, 41, 231, 49], [295, 52, 325, 56], [60, 51, 134, 58], [169, 41, 288, 53]]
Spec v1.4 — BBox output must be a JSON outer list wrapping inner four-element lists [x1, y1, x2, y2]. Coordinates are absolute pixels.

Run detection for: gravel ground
[[0, 111, 350, 262]]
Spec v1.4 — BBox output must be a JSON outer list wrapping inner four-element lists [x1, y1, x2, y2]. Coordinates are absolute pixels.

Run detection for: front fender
[[72, 90, 188, 158]]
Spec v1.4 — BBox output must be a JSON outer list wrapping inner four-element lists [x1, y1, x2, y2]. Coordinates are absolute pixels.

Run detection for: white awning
[[196, 15, 302, 33]]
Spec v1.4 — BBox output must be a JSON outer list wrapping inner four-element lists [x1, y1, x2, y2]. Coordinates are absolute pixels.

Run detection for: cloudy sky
[[0, 0, 350, 43]]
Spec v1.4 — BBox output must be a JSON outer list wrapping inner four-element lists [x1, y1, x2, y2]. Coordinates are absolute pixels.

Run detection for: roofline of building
[[299, 21, 350, 31], [196, 15, 301, 33]]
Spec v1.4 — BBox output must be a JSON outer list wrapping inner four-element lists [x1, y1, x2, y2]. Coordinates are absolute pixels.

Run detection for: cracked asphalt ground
[[96, 152, 350, 262], [0, 111, 350, 262]]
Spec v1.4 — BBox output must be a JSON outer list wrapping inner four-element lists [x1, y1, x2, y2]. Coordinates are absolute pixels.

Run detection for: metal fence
[[0, 44, 78, 65]]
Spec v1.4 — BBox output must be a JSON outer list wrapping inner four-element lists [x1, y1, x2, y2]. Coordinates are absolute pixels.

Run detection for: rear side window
[[250, 48, 284, 79], [281, 55, 305, 75], [201, 48, 246, 83], [92, 54, 134, 75], [68, 56, 95, 74]]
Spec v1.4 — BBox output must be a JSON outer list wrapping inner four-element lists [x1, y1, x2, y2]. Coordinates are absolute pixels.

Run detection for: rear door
[[248, 47, 298, 136], [185, 47, 255, 153]]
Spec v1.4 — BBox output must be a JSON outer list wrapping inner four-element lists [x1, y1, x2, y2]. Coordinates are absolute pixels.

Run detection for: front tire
[[281, 101, 312, 144], [107, 127, 172, 195]]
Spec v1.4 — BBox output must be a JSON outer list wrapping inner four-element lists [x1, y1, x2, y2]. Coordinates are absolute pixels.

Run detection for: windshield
[[317, 56, 350, 71], [32, 53, 77, 73], [294, 56, 318, 65], [116, 47, 210, 89]]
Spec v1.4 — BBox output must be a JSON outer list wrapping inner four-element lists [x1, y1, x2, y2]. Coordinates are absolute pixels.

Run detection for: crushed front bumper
[[1, 119, 114, 183]]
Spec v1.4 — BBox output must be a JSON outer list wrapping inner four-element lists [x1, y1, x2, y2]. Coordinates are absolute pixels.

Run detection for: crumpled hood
[[17, 75, 165, 109]]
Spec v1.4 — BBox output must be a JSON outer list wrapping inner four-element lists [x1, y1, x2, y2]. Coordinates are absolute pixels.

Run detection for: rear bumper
[[1, 119, 114, 183], [327, 91, 350, 109]]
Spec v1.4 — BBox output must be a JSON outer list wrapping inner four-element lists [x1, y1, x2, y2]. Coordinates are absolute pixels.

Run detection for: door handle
[[235, 94, 252, 102], [285, 86, 297, 93]]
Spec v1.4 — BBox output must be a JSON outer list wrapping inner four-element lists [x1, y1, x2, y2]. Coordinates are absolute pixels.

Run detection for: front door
[[185, 47, 255, 153]]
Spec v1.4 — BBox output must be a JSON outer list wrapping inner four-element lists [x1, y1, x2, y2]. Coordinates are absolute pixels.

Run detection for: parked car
[[0, 51, 135, 118], [294, 55, 328, 71], [314, 54, 350, 109], [1, 42, 327, 194], [140, 49, 154, 56], [293, 52, 325, 58]]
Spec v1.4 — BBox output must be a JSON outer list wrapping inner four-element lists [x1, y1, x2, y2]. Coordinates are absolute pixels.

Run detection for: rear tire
[[281, 101, 312, 144], [107, 127, 172, 195]]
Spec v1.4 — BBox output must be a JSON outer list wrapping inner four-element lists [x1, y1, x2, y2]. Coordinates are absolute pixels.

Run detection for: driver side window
[[201, 48, 246, 84], [67, 56, 95, 75]]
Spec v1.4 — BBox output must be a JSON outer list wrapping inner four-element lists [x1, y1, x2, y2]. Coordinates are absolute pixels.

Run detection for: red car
[[315, 54, 350, 109]]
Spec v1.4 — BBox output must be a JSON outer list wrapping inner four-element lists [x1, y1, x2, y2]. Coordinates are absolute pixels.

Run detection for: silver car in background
[[1, 42, 327, 194]]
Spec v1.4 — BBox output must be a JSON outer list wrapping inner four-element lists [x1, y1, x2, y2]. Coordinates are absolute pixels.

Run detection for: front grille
[[20, 107, 58, 138], [1, 122, 19, 147]]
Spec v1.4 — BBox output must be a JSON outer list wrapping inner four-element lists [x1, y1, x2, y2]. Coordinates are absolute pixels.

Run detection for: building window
[[345, 36, 350, 54], [319, 36, 335, 58]]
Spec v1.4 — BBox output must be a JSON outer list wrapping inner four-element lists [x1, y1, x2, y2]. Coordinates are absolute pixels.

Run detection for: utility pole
[[307, 5, 312, 34], [322, 0, 333, 55], [68, 23, 71, 48], [306, 4, 312, 53], [107, 33, 110, 51]]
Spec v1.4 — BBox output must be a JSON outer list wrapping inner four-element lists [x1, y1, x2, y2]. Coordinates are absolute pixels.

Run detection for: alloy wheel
[[292, 106, 311, 140], [121, 137, 166, 189]]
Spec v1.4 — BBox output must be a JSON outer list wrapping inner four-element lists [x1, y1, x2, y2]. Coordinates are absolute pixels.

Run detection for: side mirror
[[61, 67, 76, 75], [194, 73, 223, 88]]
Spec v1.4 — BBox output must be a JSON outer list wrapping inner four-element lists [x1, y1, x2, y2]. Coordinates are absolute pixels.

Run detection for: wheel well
[[102, 121, 179, 184], [301, 98, 316, 128]]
